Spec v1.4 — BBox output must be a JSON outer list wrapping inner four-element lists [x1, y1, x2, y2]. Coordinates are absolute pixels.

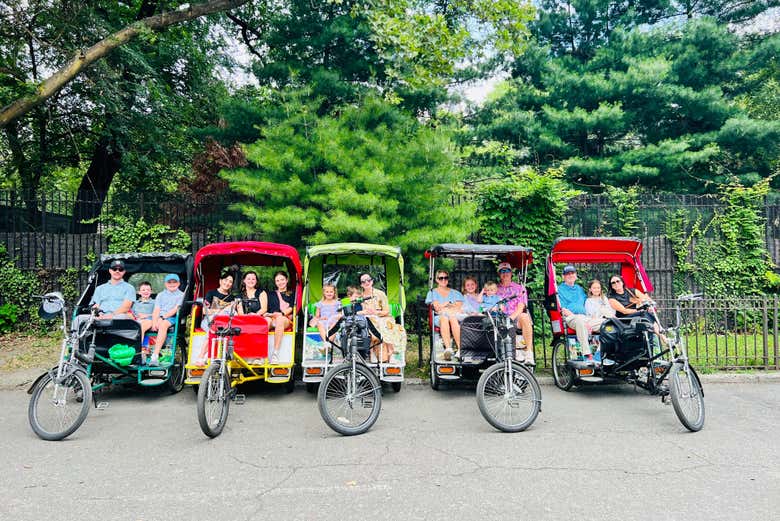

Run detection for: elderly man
[[557, 265, 609, 365]]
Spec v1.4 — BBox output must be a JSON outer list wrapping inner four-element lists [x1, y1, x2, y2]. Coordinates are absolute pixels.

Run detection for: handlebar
[[677, 293, 703, 301]]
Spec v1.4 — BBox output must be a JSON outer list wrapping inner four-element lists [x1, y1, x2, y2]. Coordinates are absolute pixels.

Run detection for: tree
[[470, 17, 780, 192], [221, 93, 475, 287]]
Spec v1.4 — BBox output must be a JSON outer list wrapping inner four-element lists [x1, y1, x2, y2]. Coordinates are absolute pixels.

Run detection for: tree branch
[[0, 0, 250, 128]]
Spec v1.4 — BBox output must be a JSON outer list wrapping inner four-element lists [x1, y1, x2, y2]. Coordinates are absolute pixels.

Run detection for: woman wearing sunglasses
[[425, 270, 464, 360], [608, 275, 667, 343]]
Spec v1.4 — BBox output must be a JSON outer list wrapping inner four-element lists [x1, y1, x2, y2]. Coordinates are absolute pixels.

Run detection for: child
[[345, 285, 363, 313], [132, 281, 155, 364], [140, 274, 184, 366], [310, 284, 341, 342], [480, 281, 501, 312]]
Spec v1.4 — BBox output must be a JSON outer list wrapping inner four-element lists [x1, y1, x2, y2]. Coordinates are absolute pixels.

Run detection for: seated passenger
[[480, 281, 501, 312], [310, 284, 341, 342], [140, 274, 184, 366], [358, 273, 405, 364], [461, 276, 482, 315], [238, 271, 267, 316], [558, 265, 605, 365], [496, 262, 534, 365], [425, 270, 464, 360], [585, 279, 615, 321], [72, 259, 134, 332], [264, 270, 294, 364], [607, 275, 667, 345], [132, 281, 155, 321]]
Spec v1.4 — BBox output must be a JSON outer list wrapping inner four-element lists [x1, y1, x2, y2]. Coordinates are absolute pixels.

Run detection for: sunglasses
[[610, 280, 621, 285], [437, 276, 449, 280], [110, 267, 125, 272], [499, 269, 511, 274], [360, 278, 372, 283]]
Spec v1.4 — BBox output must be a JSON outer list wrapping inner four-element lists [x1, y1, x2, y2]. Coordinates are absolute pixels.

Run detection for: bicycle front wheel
[[476, 361, 541, 433], [669, 363, 705, 432], [317, 362, 382, 436], [28, 370, 92, 441], [196, 361, 231, 438]]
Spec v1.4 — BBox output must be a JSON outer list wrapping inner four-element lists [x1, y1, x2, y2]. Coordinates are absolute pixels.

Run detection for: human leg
[[564, 314, 591, 355]]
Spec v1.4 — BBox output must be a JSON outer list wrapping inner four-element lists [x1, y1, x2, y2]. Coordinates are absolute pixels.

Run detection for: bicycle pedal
[[95, 401, 109, 410], [233, 394, 246, 405]]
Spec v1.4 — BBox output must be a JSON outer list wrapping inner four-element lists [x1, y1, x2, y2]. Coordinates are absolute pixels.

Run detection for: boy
[[141, 274, 184, 366], [480, 281, 501, 312]]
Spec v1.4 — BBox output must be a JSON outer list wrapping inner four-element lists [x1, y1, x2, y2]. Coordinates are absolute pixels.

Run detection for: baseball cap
[[109, 259, 125, 270], [562, 265, 577, 274], [497, 261, 512, 272], [164, 273, 180, 283]]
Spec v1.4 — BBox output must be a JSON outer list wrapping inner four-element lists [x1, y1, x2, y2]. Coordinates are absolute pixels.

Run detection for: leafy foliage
[[604, 186, 639, 236], [0, 304, 21, 333], [98, 216, 191, 254], [475, 168, 579, 293], [221, 93, 475, 291], [0, 245, 43, 331]]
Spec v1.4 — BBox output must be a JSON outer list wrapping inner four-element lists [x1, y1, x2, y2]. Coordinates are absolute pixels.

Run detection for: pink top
[[277, 291, 290, 313], [496, 281, 528, 315]]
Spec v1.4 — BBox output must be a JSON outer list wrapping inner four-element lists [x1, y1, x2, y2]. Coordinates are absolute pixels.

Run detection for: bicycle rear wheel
[[317, 362, 382, 436], [669, 362, 705, 432], [197, 361, 231, 438], [28, 370, 92, 441], [551, 339, 575, 391], [476, 361, 541, 432]]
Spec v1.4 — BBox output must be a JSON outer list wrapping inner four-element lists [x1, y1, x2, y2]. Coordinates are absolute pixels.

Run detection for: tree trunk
[[71, 138, 122, 233]]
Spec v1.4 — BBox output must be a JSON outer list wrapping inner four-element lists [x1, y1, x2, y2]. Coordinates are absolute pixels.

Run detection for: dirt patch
[[0, 332, 60, 373]]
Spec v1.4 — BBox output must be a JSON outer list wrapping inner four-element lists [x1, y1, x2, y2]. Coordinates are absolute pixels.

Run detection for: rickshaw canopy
[[304, 243, 405, 309], [425, 243, 533, 268], [193, 241, 303, 311], [548, 237, 653, 293]]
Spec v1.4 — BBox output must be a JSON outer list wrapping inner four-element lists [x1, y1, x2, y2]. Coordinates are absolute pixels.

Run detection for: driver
[[71, 259, 134, 332], [496, 262, 534, 365]]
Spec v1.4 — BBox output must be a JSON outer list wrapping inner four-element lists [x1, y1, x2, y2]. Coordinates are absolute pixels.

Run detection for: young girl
[[461, 276, 481, 314], [310, 284, 341, 342], [585, 279, 615, 320]]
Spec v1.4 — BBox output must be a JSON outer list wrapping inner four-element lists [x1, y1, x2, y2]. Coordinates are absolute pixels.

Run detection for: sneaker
[[453, 350, 461, 361], [270, 353, 279, 364], [149, 356, 159, 366], [442, 347, 453, 361]]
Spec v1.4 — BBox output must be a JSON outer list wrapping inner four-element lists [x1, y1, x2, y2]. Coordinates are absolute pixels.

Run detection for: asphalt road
[[1, 380, 779, 521]]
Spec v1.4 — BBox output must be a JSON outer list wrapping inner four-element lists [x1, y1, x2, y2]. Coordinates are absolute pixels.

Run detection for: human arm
[[608, 297, 638, 315]]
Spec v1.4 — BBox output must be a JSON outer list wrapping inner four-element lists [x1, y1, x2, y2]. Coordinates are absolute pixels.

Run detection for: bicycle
[[317, 297, 383, 436], [475, 296, 542, 432], [27, 294, 98, 441], [196, 299, 242, 438]]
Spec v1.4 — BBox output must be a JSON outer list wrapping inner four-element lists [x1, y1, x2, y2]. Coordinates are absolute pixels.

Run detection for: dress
[[363, 288, 406, 354], [315, 300, 341, 331], [462, 294, 481, 314]]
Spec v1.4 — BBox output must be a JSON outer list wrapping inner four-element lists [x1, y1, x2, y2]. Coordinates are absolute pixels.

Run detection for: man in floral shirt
[[496, 262, 534, 365]]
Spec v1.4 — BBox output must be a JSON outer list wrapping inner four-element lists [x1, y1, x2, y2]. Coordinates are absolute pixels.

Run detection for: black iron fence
[[407, 297, 780, 371]]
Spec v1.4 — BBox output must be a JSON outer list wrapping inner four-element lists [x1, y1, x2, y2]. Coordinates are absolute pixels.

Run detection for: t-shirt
[[155, 289, 184, 315], [496, 282, 527, 316], [558, 283, 587, 315], [462, 294, 481, 314], [481, 294, 501, 312], [425, 288, 464, 316], [205, 289, 235, 312], [91, 280, 136, 314], [132, 299, 155, 318]]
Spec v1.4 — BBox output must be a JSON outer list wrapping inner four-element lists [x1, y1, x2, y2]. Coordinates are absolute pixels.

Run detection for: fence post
[[762, 296, 769, 367], [775, 295, 779, 369], [415, 297, 424, 369]]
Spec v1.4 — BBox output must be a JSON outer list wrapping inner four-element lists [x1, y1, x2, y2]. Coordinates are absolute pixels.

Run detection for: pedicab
[[185, 241, 301, 437], [301, 243, 406, 394], [544, 237, 705, 431], [425, 244, 542, 432], [27, 252, 193, 440]]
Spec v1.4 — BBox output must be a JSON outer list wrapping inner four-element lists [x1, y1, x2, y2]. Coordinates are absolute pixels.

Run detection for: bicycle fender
[[26, 367, 56, 394]]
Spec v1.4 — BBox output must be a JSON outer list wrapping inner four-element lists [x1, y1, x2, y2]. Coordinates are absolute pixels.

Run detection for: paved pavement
[[2, 379, 780, 521]]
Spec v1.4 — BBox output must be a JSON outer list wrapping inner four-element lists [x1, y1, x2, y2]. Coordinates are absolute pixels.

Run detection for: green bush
[[0, 303, 20, 333]]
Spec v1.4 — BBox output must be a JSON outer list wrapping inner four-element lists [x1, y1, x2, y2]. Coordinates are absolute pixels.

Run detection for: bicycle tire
[[551, 339, 576, 391], [430, 347, 441, 391], [669, 363, 705, 432], [165, 343, 186, 394], [317, 362, 382, 436], [196, 361, 231, 438], [476, 361, 541, 433], [28, 369, 92, 441]]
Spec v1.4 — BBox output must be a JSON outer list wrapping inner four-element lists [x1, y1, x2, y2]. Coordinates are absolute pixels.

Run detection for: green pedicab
[[302, 243, 407, 394]]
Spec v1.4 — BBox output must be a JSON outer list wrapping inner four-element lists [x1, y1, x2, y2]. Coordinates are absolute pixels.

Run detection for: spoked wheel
[[552, 340, 576, 391], [476, 360, 541, 433], [317, 362, 382, 436], [28, 370, 92, 441], [669, 363, 705, 432], [196, 361, 231, 438], [165, 344, 186, 394]]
